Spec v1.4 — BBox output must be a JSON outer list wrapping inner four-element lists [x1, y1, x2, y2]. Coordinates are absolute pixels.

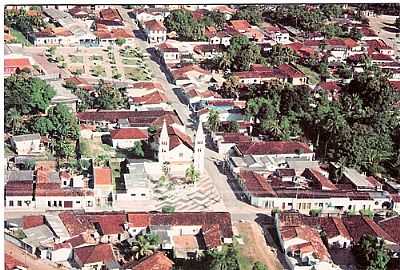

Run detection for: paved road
[[5, 240, 66, 270]]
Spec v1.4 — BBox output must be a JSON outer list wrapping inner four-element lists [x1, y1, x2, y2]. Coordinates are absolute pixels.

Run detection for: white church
[[152, 120, 205, 175]]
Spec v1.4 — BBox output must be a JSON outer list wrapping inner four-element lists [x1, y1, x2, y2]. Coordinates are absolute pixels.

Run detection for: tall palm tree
[[6, 108, 22, 134], [185, 164, 200, 184]]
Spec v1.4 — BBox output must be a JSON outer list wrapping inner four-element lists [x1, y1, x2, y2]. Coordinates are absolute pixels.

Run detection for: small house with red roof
[[5, 254, 27, 270], [28, 27, 77, 46], [129, 91, 170, 111], [73, 243, 119, 270], [124, 251, 174, 270], [96, 27, 134, 46], [265, 26, 290, 44], [143, 19, 167, 44], [229, 20, 251, 33], [4, 56, 33, 76], [93, 167, 113, 207], [157, 42, 180, 64], [111, 128, 148, 149]]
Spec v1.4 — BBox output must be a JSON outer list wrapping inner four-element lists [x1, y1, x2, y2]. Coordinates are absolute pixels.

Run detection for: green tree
[[54, 140, 75, 161], [164, 10, 205, 41], [131, 233, 160, 260], [23, 159, 36, 170], [202, 11, 226, 30], [6, 108, 22, 134], [223, 121, 240, 133], [207, 245, 240, 270], [95, 80, 124, 110], [233, 5, 262, 25], [220, 75, 240, 99], [32, 117, 55, 135], [207, 109, 220, 133], [95, 154, 110, 167], [47, 104, 80, 140], [185, 164, 200, 184], [5, 74, 56, 115], [320, 4, 343, 19], [268, 44, 298, 66], [228, 36, 264, 71], [350, 27, 362, 40], [72, 87, 93, 112], [252, 262, 268, 270], [352, 234, 390, 270], [115, 38, 126, 46], [131, 141, 145, 158]]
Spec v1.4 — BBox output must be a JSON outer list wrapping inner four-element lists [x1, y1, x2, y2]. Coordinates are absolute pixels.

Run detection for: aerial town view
[[3, 3, 400, 270]]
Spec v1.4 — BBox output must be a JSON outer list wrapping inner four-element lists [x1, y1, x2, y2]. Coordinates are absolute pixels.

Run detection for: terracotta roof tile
[[111, 128, 148, 140], [239, 170, 276, 197], [94, 167, 112, 186], [84, 214, 127, 235], [5, 254, 27, 270], [74, 244, 116, 267], [124, 251, 174, 270], [379, 216, 400, 244], [22, 215, 45, 229], [236, 141, 313, 156], [144, 20, 166, 31], [59, 212, 93, 237]]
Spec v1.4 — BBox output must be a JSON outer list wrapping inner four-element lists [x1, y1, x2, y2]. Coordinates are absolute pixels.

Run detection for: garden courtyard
[[50, 45, 152, 81]]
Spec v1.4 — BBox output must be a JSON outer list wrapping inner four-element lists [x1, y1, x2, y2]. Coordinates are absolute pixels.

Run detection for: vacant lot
[[236, 221, 283, 270]]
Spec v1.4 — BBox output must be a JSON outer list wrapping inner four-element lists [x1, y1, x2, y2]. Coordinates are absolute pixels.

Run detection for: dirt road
[[236, 221, 284, 270]]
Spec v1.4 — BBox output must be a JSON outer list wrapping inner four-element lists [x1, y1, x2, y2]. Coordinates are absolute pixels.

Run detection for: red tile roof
[[131, 82, 164, 91], [221, 133, 252, 144], [144, 20, 166, 31], [58, 211, 93, 237], [343, 215, 396, 243], [302, 168, 337, 190], [94, 167, 112, 186], [100, 8, 122, 22], [378, 216, 400, 244], [127, 212, 233, 239], [84, 214, 127, 235], [22, 215, 45, 229], [202, 224, 222, 249], [370, 53, 394, 61], [5, 254, 27, 270], [124, 252, 174, 270], [127, 213, 151, 227], [235, 141, 313, 156], [317, 81, 342, 93], [74, 244, 116, 267], [278, 64, 305, 78], [111, 128, 148, 140], [229, 20, 251, 31], [239, 170, 276, 197], [131, 91, 168, 105], [5, 181, 33, 196], [4, 58, 32, 75]]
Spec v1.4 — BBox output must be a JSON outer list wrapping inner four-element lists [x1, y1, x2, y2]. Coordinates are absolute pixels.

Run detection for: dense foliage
[[233, 5, 263, 26], [245, 65, 400, 176], [207, 245, 240, 270], [352, 234, 390, 270], [5, 9, 46, 35]]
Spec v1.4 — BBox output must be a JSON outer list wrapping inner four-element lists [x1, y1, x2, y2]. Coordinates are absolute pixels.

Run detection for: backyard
[[10, 28, 31, 46], [296, 64, 321, 85], [124, 66, 151, 81]]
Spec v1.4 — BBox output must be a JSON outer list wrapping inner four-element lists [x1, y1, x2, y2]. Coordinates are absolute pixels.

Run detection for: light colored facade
[[10, 134, 43, 155]]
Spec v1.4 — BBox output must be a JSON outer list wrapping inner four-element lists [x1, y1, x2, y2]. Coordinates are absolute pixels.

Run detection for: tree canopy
[[207, 245, 240, 270], [5, 74, 56, 115], [164, 10, 206, 41], [95, 80, 124, 110], [233, 5, 263, 26], [352, 234, 390, 270]]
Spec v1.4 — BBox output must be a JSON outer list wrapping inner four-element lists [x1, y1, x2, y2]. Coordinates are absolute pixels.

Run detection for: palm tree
[[185, 164, 200, 184], [207, 109, 220, 133], [6, 108, 22, 134], [131, 233, 160, 260]]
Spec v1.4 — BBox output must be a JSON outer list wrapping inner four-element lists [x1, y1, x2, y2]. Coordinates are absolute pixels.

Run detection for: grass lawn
[[124, 66, 151, 81], [120, 48, 143, 58], [235, 237, 255, 270], [122, 58, 139, 65], [10, 28, 31, 46], [296, 64, 320, 85], [80, 138, 116, 158], [70, 55, 83, 63], [110, 160, 121, 193], [91, 65, 106, 77]]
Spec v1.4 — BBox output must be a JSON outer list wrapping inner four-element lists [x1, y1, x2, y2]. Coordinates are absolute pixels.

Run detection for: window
[[17, 201, 22, 207], [76, 201, 80, 204], [131, 194, 136, 196], [9, 201, 14, 207], [48, 201, 51, 207], [59, 201, 62, 207], [179, 153, 183, 158], [141, 193, 146, 196], [53, 201, 57, 207], [87, 201, 93, 207]]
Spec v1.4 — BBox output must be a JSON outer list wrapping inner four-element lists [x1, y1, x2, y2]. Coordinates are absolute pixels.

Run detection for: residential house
[[83, 213, 128, 243], [229, 20, 251, 33], [28, 27, 77, 46], [143, 20, 167, 44], [265, 26, 290, 44], [193, 44, 224, 60], [10, 134, 43, 155], [117, 162, 152, 201], [315, 81, 342, 101], [365, 39, 394, 56], [64, 77, 93, 92], [134, 8, 170, 26], [4, 57, 33, 76], [5, 180, 34, 209], [93, 167, 113, 207], [130, 91, 171, 111], [22, 224, 55, 258], [73, 243, 119, 270], [111, 128, 148, 149], [205, 27, 240, 47], [123, 252, 174, 270], [96, 27, 134, 46], [97, 8, 124, 30], [157, 42, 181, 64], [324, 38, 362, 63], [169, 64, 212, 86]]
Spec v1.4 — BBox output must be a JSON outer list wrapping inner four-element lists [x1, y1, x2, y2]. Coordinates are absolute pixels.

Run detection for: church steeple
[[158, 119, 169, 164], [194, 121, 205, 174]]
